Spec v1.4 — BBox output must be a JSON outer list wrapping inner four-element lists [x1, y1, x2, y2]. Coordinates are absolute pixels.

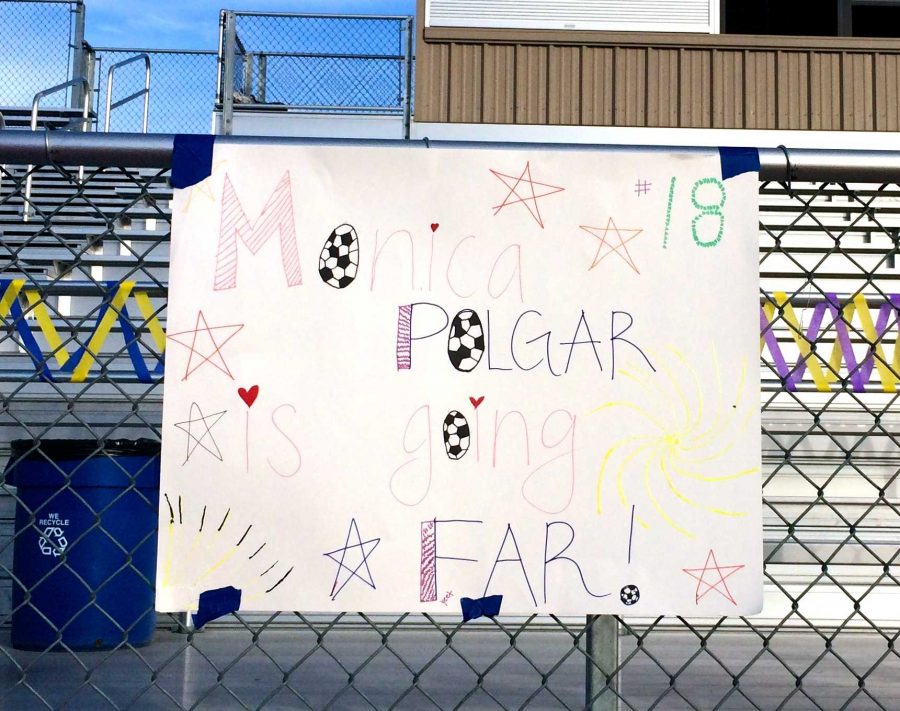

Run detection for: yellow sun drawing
[[592, 346, 758, 539], [159, 493, 294, 605], [175, 158, 229, 215]]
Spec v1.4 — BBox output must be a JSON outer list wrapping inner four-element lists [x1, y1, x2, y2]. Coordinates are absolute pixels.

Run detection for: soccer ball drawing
[[620, 584, 640, 606], [447, 309, 485, 372], [318, 223, 359, 289], [442, 410, 471, 460]]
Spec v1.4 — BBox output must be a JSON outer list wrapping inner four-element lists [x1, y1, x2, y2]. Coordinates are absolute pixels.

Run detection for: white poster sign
[[157, 142, 762, 617]]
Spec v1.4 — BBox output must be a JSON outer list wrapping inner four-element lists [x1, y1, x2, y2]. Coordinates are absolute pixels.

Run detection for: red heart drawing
[[430, 223, 439, 232], [469, 396, 484, 409], [238, 385, 259, 408]]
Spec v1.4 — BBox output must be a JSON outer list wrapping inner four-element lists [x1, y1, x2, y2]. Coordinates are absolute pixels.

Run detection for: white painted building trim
[[425, 0, 719, 33]]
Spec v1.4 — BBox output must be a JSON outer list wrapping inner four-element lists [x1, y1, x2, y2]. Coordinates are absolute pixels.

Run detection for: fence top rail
[[229, 10, 413, 21], [92, 46, 218, 56], [2, 130, 900, 182], [235, 50, 409, 60], [105, 53, 151, 73]]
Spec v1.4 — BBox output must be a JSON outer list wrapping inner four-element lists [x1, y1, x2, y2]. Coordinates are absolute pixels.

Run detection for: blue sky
[[86, 0, 416, 49]]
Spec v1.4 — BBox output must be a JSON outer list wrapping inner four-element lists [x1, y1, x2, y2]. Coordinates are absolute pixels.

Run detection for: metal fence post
[[401, 17, 414, 140], [258, 54, 267, 103], [70, 1, 87, 111], [585, 615, 619, 711], [84, 43, 96, 106], [215, 10, 225, 106], [221, 11, 237, 135], [243, 52, 254, 100]]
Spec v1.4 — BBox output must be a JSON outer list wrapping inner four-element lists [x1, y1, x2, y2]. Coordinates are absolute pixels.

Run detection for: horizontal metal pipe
[[757, 147, 900, 183], [0, 370, 161, 384], [93, 47, 217, 56], [231, 11, 412, 20], [250, 51, 407, 60], [108, 88, 149, 112], [5, 133, 900, 182], [231, 104, 405, 114], [0, 131, 176, 168]]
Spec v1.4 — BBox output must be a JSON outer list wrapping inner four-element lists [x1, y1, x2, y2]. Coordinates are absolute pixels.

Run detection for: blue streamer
[[6, 291, 55, 382]]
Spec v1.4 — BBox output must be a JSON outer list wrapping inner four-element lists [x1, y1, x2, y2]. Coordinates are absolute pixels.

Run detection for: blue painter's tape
[[192, 585, 241, 629], [719, 147, 760, 180], [460, 594, 503, 622], [171, 135, 216, 189]]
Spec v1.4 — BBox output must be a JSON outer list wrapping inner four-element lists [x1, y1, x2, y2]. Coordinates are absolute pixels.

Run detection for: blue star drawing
[[323, 518, 381, 600]]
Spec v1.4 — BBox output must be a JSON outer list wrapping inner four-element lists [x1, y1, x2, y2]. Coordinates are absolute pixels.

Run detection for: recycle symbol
[[38, 526, 68, 557]]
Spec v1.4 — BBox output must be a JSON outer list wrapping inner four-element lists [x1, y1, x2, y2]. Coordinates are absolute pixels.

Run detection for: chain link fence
[[220, 12, 414, 122], [1, 135, 900, 709], [93, 48, 218, 135], [0, 0, 81, 107]]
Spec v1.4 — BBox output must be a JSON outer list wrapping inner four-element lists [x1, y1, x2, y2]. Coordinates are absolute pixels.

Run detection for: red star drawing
[[490, 161, 565, 229], [166, 310, 244, 381], [580, 218, 643, 274], [682, 549, 745, 605]]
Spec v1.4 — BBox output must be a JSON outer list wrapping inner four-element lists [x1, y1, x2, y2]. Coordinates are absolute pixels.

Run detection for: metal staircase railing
[[103, 54, 151, 133], [23, 77, 91, 223]]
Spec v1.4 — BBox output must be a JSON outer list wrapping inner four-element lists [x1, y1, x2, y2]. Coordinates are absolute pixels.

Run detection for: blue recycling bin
[[6, 439, 160, 650]]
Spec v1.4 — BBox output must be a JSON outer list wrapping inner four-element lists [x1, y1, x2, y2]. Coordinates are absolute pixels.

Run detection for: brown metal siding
[[416, 0, 900, 131], [449, 44, 483, 123], [548, 45, 581, 124], [712, 49, 743, 129], [810, 53, 841, 131], [877, 53, 900, 130], [515, 44, 548, 123], [482, 44, 516, 123], [580, 46, 614, 125]]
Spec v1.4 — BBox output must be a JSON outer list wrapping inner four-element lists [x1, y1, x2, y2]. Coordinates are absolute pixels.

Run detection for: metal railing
[[217, 11, 415, 136], [2, 131, 900, 709], [29, 77, 90, 133], [103, 54, 150, 133], [93, 47, 218, 134], [22, 76, 90, 223]]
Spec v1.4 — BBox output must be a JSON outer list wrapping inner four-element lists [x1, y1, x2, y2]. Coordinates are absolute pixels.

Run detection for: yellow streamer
[[24, 290, 69, 367], [71, 281, 135, 382], [773, 291, 831, 392], [4, 280, 165, 380], [133, 290, 166, 353], [0, 279, 24, 318], [853, 293, 898, 392], [762, 295, 900, 393]]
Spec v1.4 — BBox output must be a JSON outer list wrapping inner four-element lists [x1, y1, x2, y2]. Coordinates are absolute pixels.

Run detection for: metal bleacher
[[0, 106, 91, 132], [0, 98, 172, 623]]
